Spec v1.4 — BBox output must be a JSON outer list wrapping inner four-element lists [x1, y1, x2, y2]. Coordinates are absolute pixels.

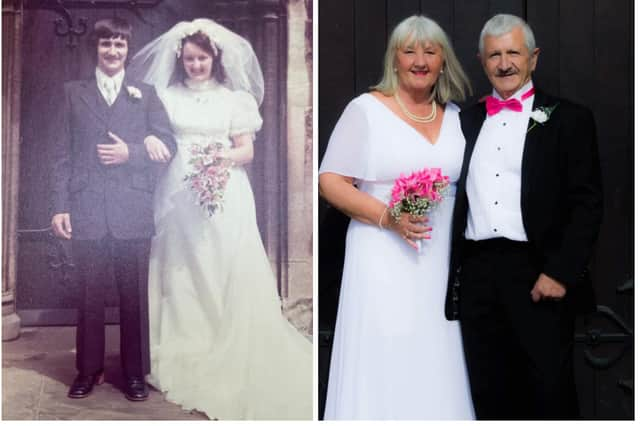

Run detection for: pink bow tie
[[485, 87, 535, 116], [486, 97, 522, 115]]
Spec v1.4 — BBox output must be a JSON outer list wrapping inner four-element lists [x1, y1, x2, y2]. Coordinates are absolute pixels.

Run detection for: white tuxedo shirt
[[464, 81, 535, 241]]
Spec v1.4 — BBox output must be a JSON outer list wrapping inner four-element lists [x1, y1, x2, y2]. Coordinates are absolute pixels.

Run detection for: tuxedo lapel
[[109, 76, 137, 127], [110, 76, 129, 111], [521, 89, 552, 200], [451, 102, 486, 242], [78, 78, 109, 124], [459, 103, 487, 189]]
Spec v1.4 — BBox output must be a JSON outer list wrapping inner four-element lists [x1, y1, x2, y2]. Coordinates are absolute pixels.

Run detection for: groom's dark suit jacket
[[50, 75, 176, 240], [445, 89, 603, 320]]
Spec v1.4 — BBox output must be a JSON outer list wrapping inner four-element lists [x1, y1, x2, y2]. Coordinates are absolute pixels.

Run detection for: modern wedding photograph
[[2, 0, 313, 420], [318, 0, 633, 420]]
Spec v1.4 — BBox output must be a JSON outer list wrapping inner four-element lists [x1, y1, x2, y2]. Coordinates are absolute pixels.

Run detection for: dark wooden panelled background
[[318, 0, 633, 419], [15, 0, 290, 324]]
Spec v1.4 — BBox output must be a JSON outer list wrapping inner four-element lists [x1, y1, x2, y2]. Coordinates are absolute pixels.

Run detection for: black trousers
[[72, 236, 150, 378], [459, 238, 579, 420]]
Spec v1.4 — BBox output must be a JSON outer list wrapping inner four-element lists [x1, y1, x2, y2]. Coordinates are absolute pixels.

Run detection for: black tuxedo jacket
[[50, 75, 176, 240], [445, 89, 603, 320]]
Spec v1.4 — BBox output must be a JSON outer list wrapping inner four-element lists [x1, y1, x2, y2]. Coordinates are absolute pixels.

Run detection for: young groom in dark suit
[[445, 14, 603, 419], [50, 18, 176, 401]]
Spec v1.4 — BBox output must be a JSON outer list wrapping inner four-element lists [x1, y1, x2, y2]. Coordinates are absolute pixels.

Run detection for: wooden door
[[318, 0, 633, 419]]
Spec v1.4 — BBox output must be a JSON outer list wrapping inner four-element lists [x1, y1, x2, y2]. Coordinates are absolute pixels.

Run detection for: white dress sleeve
[[319, 98, 375, 181], [156, 87, 174, 119], [230, 90, 263, 136]]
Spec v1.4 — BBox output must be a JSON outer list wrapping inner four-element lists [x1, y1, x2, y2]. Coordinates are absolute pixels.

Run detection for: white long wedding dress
[[320, 94, 475, 420], [146, 79, 312, 420]]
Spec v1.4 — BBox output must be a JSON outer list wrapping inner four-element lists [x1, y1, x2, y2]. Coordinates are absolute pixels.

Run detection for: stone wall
[[284, 0, 312, 302]]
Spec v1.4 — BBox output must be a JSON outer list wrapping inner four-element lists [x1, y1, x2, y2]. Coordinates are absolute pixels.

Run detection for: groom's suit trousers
[[73, 235, 151, 378], [458, 238, 579, 420]]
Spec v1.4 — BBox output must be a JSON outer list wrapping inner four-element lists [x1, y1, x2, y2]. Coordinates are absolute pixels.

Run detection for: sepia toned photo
[[3, 0, 313, 420]]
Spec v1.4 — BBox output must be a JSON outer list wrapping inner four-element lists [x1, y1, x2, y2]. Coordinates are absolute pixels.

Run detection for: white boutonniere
[[126, 85, 142, 100], [528, 103, 559, 132]]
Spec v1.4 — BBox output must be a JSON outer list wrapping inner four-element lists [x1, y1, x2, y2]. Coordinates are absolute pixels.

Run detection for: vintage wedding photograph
[[2, 0, 313, 420], [318, 0, 633, 420]]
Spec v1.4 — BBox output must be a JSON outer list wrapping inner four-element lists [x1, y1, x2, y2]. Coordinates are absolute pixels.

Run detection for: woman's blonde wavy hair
[[372, 15, 472, 103]]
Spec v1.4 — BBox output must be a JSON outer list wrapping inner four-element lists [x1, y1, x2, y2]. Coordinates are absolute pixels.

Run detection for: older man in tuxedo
[[50, 17, 175, 401], [445, 14, 603, 419]]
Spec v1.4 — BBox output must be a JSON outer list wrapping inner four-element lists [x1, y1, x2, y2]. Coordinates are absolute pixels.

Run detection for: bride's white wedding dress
[[320, 93, 475, 420], [146, 79, 312, 420]]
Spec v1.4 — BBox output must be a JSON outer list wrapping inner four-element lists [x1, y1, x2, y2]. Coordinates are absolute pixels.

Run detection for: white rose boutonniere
[[528, 103, 559, 132], [126, 85, 142, 100]]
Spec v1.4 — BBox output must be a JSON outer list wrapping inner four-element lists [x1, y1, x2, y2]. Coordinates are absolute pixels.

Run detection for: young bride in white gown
[[129, 19, 311, 420], [319, 16, 475, 420]]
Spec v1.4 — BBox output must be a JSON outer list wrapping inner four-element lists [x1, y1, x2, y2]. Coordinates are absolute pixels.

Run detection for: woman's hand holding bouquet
[[382, 167, 449, 252]]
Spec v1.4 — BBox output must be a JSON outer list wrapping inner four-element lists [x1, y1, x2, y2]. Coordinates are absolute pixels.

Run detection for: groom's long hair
[[90, 18, 132, 46]]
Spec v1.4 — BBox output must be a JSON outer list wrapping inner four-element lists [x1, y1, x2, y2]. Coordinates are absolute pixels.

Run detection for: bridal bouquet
[[184, 143, 233, 216], [388, 167, 450, 251]]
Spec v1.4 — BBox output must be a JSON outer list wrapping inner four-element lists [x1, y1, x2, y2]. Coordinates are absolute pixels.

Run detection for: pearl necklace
[[184, 78, 218, 104], [394, 92, 437, 123], [184, 78, 218, 91]]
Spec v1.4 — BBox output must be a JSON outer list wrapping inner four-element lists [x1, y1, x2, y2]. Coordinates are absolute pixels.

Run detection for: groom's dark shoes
[[67, 370, 105, 398], [124, 376, 149, 401]]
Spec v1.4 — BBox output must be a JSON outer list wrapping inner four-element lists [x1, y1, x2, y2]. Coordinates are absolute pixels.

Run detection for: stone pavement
[[2, 299, 312, 420], [2, 326, 208, 420]]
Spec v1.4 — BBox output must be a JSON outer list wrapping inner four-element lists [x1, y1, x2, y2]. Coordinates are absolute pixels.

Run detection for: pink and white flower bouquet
[[388, 167, 450, 251], [184, 143, 233, 216]]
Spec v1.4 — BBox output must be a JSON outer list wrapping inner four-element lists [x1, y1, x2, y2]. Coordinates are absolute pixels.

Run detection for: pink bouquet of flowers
[[388, 167, 450, 238], [184, 143, 233, 216]]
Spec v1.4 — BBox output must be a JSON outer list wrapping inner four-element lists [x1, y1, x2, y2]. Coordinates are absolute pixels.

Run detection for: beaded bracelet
[[377, 207, 388, 230]]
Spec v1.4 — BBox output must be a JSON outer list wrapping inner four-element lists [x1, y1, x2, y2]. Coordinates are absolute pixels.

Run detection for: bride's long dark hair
[[171, 31, 227, 85]]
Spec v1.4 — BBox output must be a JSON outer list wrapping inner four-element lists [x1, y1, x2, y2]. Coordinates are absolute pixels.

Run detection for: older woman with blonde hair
[[319, 15, 475, 419]]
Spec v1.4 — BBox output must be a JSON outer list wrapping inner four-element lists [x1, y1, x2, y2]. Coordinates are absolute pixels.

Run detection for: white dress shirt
[[95, 68, 125, 106], [464, 81, 535, 241]]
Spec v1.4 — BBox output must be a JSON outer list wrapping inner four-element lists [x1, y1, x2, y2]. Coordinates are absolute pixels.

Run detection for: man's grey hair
[[479, 14, 536, 54]]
